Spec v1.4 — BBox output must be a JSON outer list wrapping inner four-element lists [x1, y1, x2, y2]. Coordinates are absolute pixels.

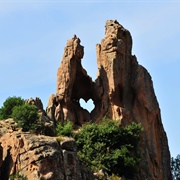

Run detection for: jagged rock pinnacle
[[46, 19, 172, 179]]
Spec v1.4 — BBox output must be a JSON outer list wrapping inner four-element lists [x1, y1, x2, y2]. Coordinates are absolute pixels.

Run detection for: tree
[[74, 119, 143, 178], [0, 96, 25, 120], [171, 155, 180, 180], [12, 104, 39, 132]]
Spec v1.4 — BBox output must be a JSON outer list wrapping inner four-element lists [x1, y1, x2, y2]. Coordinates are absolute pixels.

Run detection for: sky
[[0, 0, 180, 157]]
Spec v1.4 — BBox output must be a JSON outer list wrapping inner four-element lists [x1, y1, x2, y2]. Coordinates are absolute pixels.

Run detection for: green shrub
[[0, 96, 25, 120], [56, 120, 73, 137], [12, 104, 39, 132], [171, 155, 180, 179], [74, 119, 143, 178]]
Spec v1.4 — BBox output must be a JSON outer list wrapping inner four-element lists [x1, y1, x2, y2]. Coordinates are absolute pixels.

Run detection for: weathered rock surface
[[0, 132, 94, 180], [0, 20, 171, 180], [26, 97, 45, 113], [94, 21, 172, 179], [46, 20, 172, 179], [47, 35, 94, 125], [27, 97, 55, 136], [0, 118, 18, 136]]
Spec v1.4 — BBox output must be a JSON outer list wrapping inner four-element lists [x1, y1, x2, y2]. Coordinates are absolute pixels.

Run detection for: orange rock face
[[47, 35, 94, 125], [46, 20, 172, 179], [0, 132, 94, 180]]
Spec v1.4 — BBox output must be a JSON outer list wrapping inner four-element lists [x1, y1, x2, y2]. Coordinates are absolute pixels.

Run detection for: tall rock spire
[[47, 20, 172, 179], [95, 19, 172, 180], [47, 34, 93, 125]]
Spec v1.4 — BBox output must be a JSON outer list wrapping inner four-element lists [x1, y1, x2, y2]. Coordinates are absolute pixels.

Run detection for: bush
[[0, 96, 25, 120], [171, 155, 180, 179], [12, 104, 39, 132], [74, 119, 143, 178], [56, 120, 73, 137]]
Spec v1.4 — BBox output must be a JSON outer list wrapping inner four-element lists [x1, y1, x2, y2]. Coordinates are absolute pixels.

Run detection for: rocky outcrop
[[47, 35, 94, 125], [0, 118, 18, 136], [0, 132, 94, 180], [27, 97, 55, 136], [0, 20, 171, 180], [46, 20, 172, 179], [95, 20, 172, 180], [26, 97, 45, 113]]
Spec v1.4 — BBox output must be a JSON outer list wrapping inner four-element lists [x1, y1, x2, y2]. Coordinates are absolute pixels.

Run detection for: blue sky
[[0, 1, 180, 157]]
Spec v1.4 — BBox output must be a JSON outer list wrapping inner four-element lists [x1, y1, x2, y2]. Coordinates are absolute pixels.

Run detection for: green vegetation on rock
[[0, 96, 25, 120], [0, 97, 143, 178], [171, 154, 180, 180], [0, 96, 40, 133], [74, 119, 143, 178], [12, 104, 39, 132], [56, 120, 73, 137]]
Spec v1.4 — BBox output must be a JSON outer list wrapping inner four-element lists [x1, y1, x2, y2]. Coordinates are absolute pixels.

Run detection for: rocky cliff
[[0, 131, 93, 180], [46, 20, 172, 179], [0, 20, 172, 180], [0, 100, 94, 180]]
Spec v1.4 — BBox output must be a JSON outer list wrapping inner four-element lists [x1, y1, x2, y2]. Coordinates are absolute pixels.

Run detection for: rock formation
[[0, 132, 94, 180], [27, 97, 55, 136], [0, 118, 18, 136], [46, 20, 172, 179], [0, 20, 172, 179], [46, 35, 94, 125]]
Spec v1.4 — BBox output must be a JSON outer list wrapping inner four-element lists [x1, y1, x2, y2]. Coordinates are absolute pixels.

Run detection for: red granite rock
[[46, 20, 172, 179]]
